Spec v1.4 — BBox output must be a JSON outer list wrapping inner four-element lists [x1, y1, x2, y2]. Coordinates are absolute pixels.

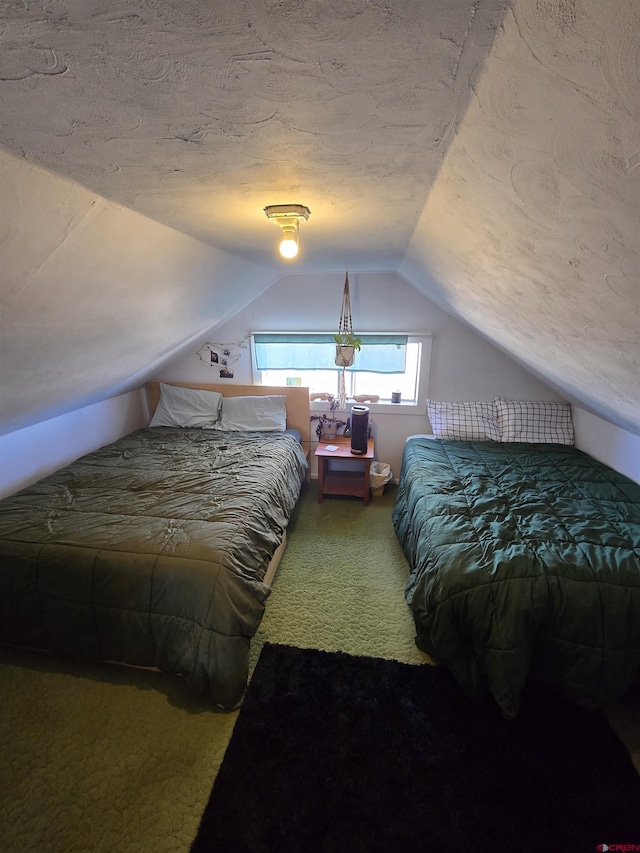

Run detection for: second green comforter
[[392, 439, 640, 718]]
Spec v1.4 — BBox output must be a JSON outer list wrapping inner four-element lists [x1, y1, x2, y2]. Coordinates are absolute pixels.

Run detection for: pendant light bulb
[[279, 223, 299, 259], [264, 204, 311, 261]]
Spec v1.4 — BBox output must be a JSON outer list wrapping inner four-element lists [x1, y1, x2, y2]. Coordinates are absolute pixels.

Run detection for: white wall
[[400, 1, 639, 437], [572, 406, 640, 485], [0, 150, 277, 436], [157, 271, 565, 480], [0, 389, 148, 499]]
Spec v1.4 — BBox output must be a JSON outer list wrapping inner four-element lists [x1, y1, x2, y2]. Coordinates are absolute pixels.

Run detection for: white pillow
[[427, 400, 500, 441], [218, 395, 287, 431], [149, 383, 223, 428], [495, 398, 574, 444]]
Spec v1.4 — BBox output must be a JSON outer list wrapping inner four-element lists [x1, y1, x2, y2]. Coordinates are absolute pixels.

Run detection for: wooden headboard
[[146, 382, 310, 450]]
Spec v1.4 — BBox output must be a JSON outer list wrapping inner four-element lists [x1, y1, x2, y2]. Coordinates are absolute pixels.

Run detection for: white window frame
[[250, 333, 432, 417]]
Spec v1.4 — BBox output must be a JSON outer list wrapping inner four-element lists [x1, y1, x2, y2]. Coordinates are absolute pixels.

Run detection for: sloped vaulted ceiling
[[0, 0, 638, 434]]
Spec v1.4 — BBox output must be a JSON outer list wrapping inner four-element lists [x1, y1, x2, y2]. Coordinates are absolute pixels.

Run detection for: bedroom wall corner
[[571, 406, 640, 485], [0, 389, 148, 499]]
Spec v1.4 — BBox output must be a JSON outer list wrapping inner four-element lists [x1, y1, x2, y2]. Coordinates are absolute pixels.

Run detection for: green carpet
[[0, 485, 421, 852], [249, 485, 427, 667], [0, 484, 638, 852]]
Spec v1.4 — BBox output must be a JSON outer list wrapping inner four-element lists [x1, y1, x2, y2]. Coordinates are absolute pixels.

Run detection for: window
[[251, 333, 431, 408]]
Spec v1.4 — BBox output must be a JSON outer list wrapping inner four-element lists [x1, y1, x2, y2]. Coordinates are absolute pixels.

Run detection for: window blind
[[253, 333, 408, 374]]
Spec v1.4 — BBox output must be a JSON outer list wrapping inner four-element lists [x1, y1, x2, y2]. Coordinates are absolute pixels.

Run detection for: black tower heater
[[350, 405, 370, 455]]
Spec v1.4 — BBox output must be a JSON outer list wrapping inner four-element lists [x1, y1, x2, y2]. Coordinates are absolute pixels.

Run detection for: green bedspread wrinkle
[[0, 428, 309, 708], [392, 439, 640, 718]]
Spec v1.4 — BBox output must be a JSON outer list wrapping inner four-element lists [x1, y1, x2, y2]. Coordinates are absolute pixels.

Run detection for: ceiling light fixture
[[264, 204, 311, 260]]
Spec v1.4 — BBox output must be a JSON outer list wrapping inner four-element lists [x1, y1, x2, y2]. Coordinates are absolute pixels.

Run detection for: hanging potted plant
[[334, 270, 362, 408], [334, 330, 362, 367], [334, 271, 361, 369]]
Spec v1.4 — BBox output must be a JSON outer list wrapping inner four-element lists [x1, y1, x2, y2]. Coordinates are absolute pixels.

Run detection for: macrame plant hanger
[[335, 270, 354, 409]]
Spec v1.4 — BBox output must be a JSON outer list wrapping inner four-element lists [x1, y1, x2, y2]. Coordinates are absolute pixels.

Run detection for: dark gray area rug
[[191, 643, 640, 853]]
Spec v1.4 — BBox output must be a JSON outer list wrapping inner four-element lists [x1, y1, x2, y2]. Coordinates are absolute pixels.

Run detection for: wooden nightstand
[[315, 437, 375, 506]]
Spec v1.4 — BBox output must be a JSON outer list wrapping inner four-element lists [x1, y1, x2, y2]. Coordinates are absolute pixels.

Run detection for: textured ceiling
[[0, 0, 638, 435], [0, 0, 500, 268]]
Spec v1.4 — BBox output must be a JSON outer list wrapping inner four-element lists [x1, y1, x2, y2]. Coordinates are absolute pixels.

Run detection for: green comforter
[[0, 428, 308, 708], [392, 439, 640, 718]]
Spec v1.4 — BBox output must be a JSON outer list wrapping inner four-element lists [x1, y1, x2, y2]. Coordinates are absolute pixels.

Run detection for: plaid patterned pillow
[[495, 398, 574, 444], [427, 400, 500, 441]]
